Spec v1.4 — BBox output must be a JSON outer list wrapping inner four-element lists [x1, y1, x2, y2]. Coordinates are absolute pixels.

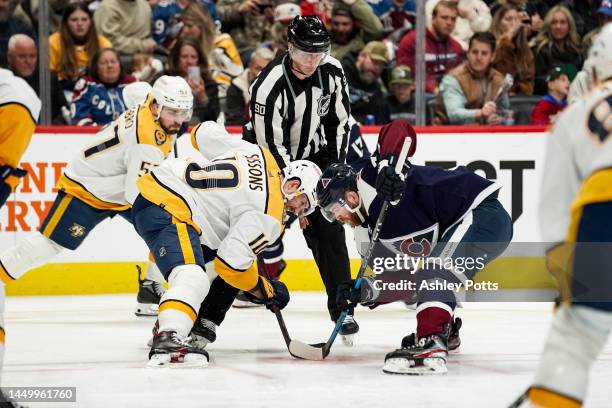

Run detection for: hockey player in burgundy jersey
[[316, 119, 513, 375]]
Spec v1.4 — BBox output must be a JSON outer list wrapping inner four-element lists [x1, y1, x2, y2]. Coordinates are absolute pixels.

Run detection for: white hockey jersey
[[57, 95, 174, 210], [0, 68, 41, 171], [137, 122, 285, 291], [539, 81, 612, 247]]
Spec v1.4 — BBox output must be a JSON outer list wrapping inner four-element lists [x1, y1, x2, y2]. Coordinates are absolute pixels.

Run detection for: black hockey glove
[[336, 277, 380, 311], [248, 277, 290, 312], [336, 280, 361, 311], [376, 165, 405, 203]]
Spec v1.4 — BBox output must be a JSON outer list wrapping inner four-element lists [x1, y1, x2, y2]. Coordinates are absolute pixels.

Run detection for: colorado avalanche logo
[[400, 237, 432, 257], [381, 224, 439, 257]]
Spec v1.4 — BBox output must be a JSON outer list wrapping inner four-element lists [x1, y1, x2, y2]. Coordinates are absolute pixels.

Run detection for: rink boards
[[0, 125, 555, 295]]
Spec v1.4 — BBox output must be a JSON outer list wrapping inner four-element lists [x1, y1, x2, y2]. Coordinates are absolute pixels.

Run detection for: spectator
[[434, 31, 510, 125], [329, 0, 383, 61], [6, 33, 35, 79], [530, 65, 569, 125], [341, 41, 388, 124], [93, 0, 157, 56], [70, 48, 136, 126], [7, 34, 68, 123], [166, 38, 220, 123], [491, 5, 535, 95], [49, 2, 111, 92], [426, 0, 492, 51], [489, 1, 550, 39], [379, 0, 416, 43], [0, 0, 36, 67], [267, 3, 301, 55], [397, 0, 463, 94], [559, 0, 600, 38], [582, 0, 612, 52], [225, 46, 274, 125], [151, 0, 222, 48], [300, 0, 333, 26], [533, 5, 582, 95], [179, 3, 243, 96], [381, 65, 419, 124], [216, 0, 281, 63]]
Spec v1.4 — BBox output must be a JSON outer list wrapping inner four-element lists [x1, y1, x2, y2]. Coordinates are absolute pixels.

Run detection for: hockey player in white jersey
[[0, 76, 192, 286], [132, 121, 321, 367], [521, 25, 612, 408], [0, 67, 41, 405]]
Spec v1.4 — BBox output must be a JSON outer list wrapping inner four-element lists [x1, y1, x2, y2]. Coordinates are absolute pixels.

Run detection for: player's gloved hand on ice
[[376, 165, 405, 203], [250, 276, 290, 311]]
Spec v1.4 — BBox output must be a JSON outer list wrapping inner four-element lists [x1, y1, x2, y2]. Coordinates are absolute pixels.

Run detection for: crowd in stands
[[1, 0, 610, 126]]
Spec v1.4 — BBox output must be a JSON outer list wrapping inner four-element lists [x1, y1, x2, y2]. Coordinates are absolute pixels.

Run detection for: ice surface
[[3, 293, 611, 407]]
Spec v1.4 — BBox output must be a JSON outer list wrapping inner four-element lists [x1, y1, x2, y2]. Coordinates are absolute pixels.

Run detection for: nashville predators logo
[[317, 95, 331, 116], [154, 129, 167, 146], [68, 223, 86, 238]]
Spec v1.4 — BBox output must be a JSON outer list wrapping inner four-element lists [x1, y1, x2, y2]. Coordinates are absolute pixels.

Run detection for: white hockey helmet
[[587, 24, 612, 84], [282, 160, 323, 216], [151, 75, 193, 122]]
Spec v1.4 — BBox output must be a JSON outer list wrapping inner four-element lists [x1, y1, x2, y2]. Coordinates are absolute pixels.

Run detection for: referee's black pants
[[303, 209, 352, 322]]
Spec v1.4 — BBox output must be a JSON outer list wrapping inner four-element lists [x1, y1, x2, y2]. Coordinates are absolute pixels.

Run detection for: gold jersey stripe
[[57, 174, 130, 211], [190, 123, 203, 152], [173, 219, 196, 265], [0, 326, 5, 343], [159, 300, 197, 322], [528, 387, 581, 408], [259, 147, 285, 231], [0, 260, 15, 284], [41, 194, 73, 238], [214, 257, 259, 292], [137, 173, 201, 235], [569, 168, 612, 240]]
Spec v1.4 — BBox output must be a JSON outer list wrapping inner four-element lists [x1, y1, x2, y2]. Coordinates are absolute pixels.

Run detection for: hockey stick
[[507, 388, 528, 408], [258, 259, 324, 360], [289, 136, 413, 361]]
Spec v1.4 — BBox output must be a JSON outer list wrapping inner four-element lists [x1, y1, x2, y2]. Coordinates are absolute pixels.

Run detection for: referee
[[245, 15, 358, 339]]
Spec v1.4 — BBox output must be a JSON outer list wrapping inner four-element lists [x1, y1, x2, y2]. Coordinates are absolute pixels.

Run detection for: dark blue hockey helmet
[[316, 163, 359, 222]]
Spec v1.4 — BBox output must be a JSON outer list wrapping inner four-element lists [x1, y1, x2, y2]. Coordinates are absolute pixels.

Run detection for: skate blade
[[231, 300, 263, 309], [341, 334, 354, 347], [135, 303, 159, 317], [382, 357, 447, 375], [147, 353, 209, 369]]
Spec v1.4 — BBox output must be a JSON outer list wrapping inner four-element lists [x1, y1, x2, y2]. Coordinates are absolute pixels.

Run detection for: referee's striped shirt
[[247, 53, 351, 169]]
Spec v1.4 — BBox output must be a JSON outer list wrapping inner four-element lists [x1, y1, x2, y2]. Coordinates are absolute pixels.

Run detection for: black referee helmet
[[287, 15, 331, 53]]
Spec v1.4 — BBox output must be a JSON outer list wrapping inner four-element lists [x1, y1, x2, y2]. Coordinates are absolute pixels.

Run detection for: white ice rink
[[3, 293, 612, 408]]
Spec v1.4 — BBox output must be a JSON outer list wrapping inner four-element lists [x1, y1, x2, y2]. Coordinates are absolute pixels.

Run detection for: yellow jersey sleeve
[[0, 103, 36, 168]]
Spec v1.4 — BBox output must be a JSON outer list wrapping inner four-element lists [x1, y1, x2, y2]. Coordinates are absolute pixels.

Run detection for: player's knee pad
[[533, 304, 612, 401], [0, 233, 63, 282], [165, 264, 211, 310]]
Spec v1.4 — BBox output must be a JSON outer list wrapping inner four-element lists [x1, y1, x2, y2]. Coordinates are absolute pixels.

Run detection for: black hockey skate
[[190, 317, 217, 349], [148, 330, 209, 368], [400, 317, 462, 353], [383, 324, 451, 375], [338, 315, 359, 347], [135, 266, 165, 317]]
